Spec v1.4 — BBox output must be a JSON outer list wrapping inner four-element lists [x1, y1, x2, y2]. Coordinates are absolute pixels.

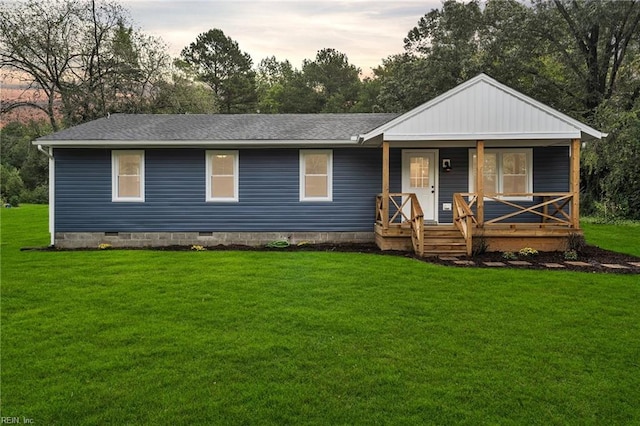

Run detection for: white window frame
[[300, 149, 333, 202], [112, 150, 145, 202], [468, 148, 533, 201], [206, 150, 239, 202]]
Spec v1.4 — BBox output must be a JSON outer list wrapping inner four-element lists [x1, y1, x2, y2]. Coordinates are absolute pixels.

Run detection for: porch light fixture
[[442, 159, 452, 172]]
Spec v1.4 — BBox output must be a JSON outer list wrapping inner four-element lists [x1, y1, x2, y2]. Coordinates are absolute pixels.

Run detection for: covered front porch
[[358, 74, 604, 257], [373, 138, 582, 256]]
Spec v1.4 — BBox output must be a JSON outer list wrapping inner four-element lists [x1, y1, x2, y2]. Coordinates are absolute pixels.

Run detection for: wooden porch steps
[[422, 225, 467, 257]]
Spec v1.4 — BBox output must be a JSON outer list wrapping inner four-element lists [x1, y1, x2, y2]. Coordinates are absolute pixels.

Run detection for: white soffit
[[361, 74, 604, 143]]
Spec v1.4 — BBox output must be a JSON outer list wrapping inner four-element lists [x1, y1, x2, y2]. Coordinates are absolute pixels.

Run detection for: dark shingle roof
[[39, 113, 399, 142]]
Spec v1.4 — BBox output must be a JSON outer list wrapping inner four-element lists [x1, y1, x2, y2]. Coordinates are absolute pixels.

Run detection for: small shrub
[[191, 245, 206, 251], [563, 250, 578, 260], [266, 240, 290, 248], [98, 243, 112, 250], [472, 232, 488, 256], [21, 184, 49, 204], [1, 165, 25, 206], [518, 247, 538, 257], [566, 232, 586, 253], [502, 251, 518, 260]]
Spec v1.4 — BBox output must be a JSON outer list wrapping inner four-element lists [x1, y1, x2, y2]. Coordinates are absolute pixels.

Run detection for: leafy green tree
[[404, 0, 483, 89], [0, 121, 51, 202], [1, 164, 25, 206], [0, 0, 170, 128], [350, 76, 383, 113], [532, 0, 640, 116], [149, 60, 218, 114], [581, 59, 640, 220], [377, 0, 531, 112], [373, 54, 433, 112], [180, 29, 257, 113], [388, 0, 639, 118], [302, 48, 362, 112], [256, 56, 322, 113], [582, 99, 640, 219]]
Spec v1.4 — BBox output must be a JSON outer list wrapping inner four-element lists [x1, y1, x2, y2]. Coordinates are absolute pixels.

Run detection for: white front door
[[402, 150, 437, 222]]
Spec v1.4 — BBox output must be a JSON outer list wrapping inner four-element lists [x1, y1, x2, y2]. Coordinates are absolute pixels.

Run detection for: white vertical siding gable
[[361, 74, 603, 142]]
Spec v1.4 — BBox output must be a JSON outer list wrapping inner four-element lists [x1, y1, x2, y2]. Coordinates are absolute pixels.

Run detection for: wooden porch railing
[[458, 192, 576, 227], [409, 194, 424, 256], [452, 193, 476, 255], [376, 192, 575, 256], [376, 193, 424, 256]]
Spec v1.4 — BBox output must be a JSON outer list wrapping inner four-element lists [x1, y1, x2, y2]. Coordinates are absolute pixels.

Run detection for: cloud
[[120, 0, 440, 73]]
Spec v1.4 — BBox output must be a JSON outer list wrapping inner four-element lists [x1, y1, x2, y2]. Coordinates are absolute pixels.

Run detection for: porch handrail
[[376, 193, 424, 256], [375, 193, 414, 225], [452, 193, 475, 255], [457, 192, 575, 227], [409, 194, 424, 256]]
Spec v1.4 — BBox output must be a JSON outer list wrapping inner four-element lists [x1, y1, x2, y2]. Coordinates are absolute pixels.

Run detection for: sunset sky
[[120, 0, 442, 74]]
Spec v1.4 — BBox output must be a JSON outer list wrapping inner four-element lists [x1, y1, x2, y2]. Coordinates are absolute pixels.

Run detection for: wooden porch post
[[570, 138, 581, 229], [382, 140, 390, 228], [476, 140, 484, 226]]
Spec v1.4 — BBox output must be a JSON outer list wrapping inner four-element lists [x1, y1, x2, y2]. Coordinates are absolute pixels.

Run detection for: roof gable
[[361, 74, 603, 142]]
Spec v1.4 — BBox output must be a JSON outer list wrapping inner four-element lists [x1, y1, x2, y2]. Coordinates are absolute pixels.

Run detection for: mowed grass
[[1, 206, 639, 424], [581, 219, 640, 257]]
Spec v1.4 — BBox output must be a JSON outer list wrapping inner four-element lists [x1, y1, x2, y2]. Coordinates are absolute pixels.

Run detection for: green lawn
[[581, 220, 640, 257], [2, 205, 639, 424]]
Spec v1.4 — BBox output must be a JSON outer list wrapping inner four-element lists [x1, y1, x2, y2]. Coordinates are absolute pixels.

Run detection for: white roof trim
[[383, 131, 581, 141], [34, 139, 359, 148], [360, 73, 605, 143]]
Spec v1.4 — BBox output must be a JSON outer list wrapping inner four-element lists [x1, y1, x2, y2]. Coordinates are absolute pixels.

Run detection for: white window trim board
[[112, 150, 145, 202], [299, 149, 333, 202], [206, 150, 239, 202]]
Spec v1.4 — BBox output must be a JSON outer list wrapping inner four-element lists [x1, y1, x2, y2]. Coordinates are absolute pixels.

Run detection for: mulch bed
[[425, 245, 640, 274], [214, 243, 640, 274], [23, 242, 640, 274], [296, 243, 640, 274]]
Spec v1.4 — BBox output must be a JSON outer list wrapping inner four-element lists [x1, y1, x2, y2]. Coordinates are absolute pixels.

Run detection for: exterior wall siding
[[435, 146, 570, 223], [437, 147, 470, 223], [483, 145, 570, 223], [55, 148, 382, 233], [54, 145, 570, 238]]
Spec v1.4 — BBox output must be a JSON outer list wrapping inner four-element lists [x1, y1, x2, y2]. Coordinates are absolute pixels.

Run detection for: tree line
[[1, 0, 639, 220]]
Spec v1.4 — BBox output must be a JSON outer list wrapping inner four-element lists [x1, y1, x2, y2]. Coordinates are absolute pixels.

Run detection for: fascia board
[[33, 139, 360, 148], [382, 131, 581, 141]]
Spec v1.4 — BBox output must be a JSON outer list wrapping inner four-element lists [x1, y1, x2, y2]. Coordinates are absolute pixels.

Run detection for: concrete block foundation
[[54, 231, 375, 249]]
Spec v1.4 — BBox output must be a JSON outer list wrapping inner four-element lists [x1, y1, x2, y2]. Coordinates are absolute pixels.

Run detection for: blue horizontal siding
[[481, 146, 570, 223], [482, 146, 570, 223], [55, 148, 383, 232], [533, 146, 570, 192], [438, 148, 469, 223], [54, 145, 571, 232], [436, 146, 570, 223]]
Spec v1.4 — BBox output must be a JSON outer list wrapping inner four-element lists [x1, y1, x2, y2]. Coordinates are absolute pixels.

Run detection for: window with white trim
[[112, 150, 144, 202], [300, 150, 332, 201], [469, 148, 533, 201], [206, 150, 239, 201]]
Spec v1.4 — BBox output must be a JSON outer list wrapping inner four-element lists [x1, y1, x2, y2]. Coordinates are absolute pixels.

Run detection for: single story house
[[35, 74, 605, 255]]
